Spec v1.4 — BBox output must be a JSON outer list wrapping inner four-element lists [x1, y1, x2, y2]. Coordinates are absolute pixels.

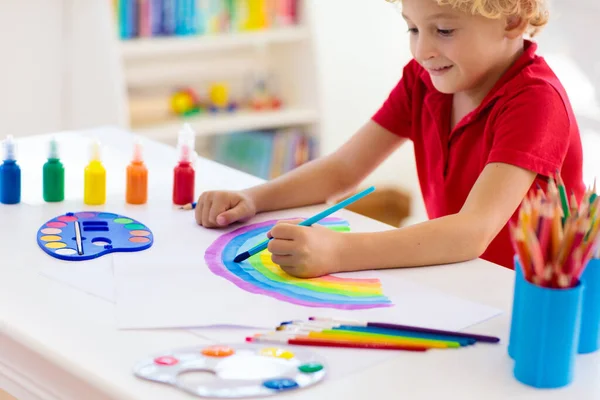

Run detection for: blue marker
[[233, 186, 376, 263], [0, 135, 21, 205]]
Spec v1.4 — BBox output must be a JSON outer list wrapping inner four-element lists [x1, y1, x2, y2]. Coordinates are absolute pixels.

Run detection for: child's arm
[[245, 121, 406, 213], [341, 162, 536, 270], [268, 162, 536, 277]]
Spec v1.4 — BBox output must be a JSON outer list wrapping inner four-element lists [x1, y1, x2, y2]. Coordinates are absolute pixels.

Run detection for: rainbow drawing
[[205, 218, 393, 310]]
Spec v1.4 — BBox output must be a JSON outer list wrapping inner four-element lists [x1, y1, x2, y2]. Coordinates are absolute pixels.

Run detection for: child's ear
[[505, 15, 528, 38]]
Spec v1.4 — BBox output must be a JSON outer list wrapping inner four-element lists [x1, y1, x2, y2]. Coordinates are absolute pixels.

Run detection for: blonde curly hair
[[389, 0, 549, 37]]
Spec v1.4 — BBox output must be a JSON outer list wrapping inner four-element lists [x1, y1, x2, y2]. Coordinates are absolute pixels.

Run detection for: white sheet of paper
[[38, 256, 115, 302], [114, 250, 502, 331]]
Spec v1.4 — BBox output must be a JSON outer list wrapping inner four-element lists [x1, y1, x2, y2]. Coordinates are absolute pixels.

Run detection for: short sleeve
[[487, 83, 571, 178], [371, 59, 419, 140]]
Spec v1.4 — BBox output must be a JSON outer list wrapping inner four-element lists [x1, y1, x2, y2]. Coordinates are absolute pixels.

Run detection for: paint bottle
[[126, 139, 148, 205], [43, 136, 65, 202], [173, 124, 195, 206], [0, 135, 21, 205], [84, 140, 106, 205]]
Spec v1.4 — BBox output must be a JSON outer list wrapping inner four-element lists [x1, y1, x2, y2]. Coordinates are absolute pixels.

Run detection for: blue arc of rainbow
[[205, 218, 393, 310]]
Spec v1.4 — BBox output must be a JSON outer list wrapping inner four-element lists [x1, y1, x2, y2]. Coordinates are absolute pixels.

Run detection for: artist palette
[[133, 343, 327, 398], [37, 211, 153, 261]]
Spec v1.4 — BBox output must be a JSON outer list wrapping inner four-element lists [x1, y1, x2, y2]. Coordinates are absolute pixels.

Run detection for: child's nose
[[414, 36, 438, 61]]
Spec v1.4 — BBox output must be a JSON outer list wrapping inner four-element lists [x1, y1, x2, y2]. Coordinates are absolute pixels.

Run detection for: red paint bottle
[[173, 124, 196, 205]]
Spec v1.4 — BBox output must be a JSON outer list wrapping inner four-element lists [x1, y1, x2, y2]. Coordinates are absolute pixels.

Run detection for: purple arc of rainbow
[[204, 218, 393, 310]]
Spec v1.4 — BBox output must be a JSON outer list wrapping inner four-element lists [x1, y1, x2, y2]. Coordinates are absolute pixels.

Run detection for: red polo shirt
[[372, 40, 585, 269]]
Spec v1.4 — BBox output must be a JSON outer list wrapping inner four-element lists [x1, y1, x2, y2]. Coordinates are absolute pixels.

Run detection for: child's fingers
[[271, 254, 299, 268], [217, 203, 250, 226], [202, 197, 212, 227], [270, 223, 301, 240], [208, 194, 229, 225], [268, 238, 296, 256], [194, 197, 205, 225], [277, 218, 304, 225]]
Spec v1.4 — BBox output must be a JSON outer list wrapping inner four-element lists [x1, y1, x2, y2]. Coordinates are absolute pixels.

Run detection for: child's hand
[[195, 191, 257, 228], [267, 219, 346, 278]]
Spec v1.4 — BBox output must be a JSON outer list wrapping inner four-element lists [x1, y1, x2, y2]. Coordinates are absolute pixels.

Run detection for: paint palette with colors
[[133, 343, 327, 398], [37, 211, 153, 261]]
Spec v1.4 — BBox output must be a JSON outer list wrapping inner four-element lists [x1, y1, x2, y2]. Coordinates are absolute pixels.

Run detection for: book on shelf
[[209, 127, 316, 180], [114, 0, 300, 40]]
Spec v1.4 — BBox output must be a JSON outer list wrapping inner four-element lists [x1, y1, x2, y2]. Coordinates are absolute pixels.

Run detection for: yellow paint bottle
[[84, 140, 106, 205]]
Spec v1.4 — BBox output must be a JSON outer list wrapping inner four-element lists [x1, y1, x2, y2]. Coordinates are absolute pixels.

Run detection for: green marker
[[43, 136, 65, 202]]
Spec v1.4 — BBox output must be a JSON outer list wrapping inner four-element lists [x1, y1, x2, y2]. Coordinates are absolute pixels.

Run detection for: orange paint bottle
[[126, 140, 148, 205]]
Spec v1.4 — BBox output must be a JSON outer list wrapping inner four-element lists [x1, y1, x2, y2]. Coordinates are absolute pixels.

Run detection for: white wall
[[0, 1, 65, 137], [0, 0, 127, 138], [307, 1, 426, 221]]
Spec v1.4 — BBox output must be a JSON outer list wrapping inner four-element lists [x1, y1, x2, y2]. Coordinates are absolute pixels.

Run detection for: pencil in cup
[[233, 186, 376, 263], [508, 174, 598, 387], [509, 174, 600, 289]]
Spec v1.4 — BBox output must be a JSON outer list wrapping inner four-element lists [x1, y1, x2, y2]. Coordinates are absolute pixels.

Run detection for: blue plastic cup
[[513, 278, 584, 389], [508, 256, 524, 359], [579, 258, 600, 354]]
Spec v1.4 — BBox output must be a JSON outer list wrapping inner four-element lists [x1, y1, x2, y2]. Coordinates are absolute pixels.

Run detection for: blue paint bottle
[[0, 135, 21, 204]]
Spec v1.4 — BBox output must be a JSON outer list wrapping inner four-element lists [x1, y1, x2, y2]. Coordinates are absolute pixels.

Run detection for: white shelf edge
[[120, 26, 310, 60], [130, 107, 319, 141]]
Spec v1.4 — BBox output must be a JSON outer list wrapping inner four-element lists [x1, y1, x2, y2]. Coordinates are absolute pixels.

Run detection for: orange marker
[[126, 140, 148, 205]]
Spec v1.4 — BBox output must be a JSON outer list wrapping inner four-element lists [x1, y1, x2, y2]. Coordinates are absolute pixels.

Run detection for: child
[[196, 0, 585, 278]]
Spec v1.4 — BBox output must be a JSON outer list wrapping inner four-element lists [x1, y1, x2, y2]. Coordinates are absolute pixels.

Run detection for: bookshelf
[[115, 0, 322, 174], [130, 107, 317, 141], [120, 26, 310, 60]]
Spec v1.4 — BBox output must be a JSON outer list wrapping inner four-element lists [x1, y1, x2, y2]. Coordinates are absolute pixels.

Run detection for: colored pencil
[[246, 336, 429, 352], [307, 317, 500, 343], [274, 326, 463, 348], [233, 186, 376, 263], [510, 173, 600, 288], [278, 321, 475, 346], [179, 202, 197, 210]]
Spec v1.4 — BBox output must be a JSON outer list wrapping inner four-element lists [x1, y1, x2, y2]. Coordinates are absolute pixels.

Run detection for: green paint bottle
[[43, 136, 64, 202]]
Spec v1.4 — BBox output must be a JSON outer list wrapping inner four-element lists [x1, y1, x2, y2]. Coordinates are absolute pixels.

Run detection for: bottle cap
[[132, 139, 144, 163], [3, 135, 16, 161], [177, 123, 196, 163], [48, 136, 59, 159], [90, 139, 102, 162]]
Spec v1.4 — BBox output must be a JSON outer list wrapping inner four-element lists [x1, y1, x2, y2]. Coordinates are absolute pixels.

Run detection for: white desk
[[1, 127, 599, 400]]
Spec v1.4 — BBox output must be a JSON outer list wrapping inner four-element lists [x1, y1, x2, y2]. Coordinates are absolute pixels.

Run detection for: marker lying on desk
[[233, 186, 376, 263]]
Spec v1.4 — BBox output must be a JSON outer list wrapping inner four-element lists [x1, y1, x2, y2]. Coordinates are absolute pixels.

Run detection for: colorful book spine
[[119, 0, 135, 39], [138, 0, 151, 37], [150, 0, 163, 35], [115, 0, 301, 39], [162, 0, 177, 35], [176, 0, 198, 35]]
